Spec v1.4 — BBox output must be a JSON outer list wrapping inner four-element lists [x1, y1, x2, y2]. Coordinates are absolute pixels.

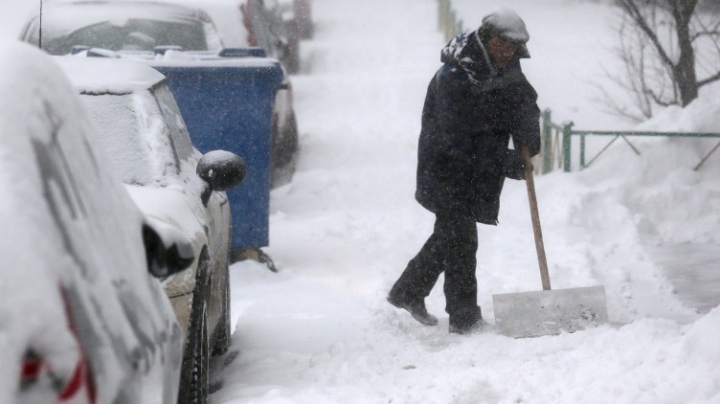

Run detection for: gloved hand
[[502, 149, 528, 180]]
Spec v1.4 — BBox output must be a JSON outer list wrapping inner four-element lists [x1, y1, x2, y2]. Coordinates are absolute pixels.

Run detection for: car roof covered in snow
[[54, 56, 166, 94]]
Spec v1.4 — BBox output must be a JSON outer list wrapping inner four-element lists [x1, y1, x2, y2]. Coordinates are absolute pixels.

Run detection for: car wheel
[[286, 32, 301, 74], [271, 114, 281, 169], [179, 257, 210, 404], [190, 303, 209, 404], [212, 262, 231, 356], [279, 112, 299, 167], [271, 113, 299, 187]]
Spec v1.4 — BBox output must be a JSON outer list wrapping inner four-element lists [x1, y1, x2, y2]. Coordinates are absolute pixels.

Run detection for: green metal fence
[[537, 110, 565, 175], [540, 109, 720, 173]]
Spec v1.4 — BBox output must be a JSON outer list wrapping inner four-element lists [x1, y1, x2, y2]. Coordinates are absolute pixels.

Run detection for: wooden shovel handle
[[520, 146, 552, 291]]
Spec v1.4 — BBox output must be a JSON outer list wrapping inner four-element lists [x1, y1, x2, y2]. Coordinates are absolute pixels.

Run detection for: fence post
[[562, 121, 574, 172], [444, 1, 450, 40], [437, 0, 441, 32], [445, 0, 449, 38], [438, 0, 446, 33], [541, 109, 552, 174]]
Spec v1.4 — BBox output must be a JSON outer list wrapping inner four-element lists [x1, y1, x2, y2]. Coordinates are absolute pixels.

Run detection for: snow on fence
[[539, 109, 720, 173]]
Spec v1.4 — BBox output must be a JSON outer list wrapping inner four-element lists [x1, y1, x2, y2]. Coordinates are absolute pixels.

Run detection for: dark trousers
[[389, 213, 479, 325]]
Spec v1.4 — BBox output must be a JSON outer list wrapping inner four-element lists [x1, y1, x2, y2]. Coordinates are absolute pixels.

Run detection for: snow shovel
[[492, 146, 608, 338]]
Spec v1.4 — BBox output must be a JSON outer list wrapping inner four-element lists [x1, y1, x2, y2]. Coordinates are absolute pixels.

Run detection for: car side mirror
[[197, 150, 247, 204], [142, 220, 195, 279]]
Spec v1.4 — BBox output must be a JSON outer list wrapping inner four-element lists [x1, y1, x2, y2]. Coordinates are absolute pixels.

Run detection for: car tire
[[270, 115, 282, 170], [212, 261, 231, 357], [279, 112, 299, 166], [271, 112, 299, 187], [285, 28, 301, 74], [283, 112, 299, 162], [179, 256, 210, 404]]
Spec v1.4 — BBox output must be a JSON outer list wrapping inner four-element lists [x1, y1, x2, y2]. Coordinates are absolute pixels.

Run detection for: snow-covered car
[[19, 0, 299, 187], [292, 0, 313, 39], [242, 0, 301, 74], [54, 56, 247, 404], [272, 0, 313, 41], [18, 0, 223, 54], [273, 0, 313, 50], [0, 40, 191, 404], [186, 0, 300, 73]]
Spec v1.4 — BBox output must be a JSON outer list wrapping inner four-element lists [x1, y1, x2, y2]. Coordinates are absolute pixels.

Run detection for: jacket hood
[[440, 31, 496, 81], [440, 31, 527, 92]]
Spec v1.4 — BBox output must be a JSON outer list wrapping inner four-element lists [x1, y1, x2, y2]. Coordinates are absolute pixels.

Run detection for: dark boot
[[449, 305, 483, 334], [387, 292, 438, 326]]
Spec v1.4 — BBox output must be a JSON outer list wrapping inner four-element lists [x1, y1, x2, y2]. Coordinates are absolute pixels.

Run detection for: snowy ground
[[215, 0, 720, 403]]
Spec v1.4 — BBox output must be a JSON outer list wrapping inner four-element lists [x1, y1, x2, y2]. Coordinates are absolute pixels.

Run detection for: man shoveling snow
[[387, 8, 541, 335]]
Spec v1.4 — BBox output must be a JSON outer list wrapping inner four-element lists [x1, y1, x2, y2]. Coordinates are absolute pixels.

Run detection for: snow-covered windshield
[[78, 84, 195, 187], [79, 92, 155, 185]]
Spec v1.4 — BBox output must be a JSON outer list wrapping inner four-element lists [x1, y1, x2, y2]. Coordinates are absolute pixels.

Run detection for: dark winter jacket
[[415, 31, 541, 225]]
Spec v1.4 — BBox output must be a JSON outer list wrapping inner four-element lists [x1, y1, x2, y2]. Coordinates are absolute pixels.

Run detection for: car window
[[203, 20, 224, 51], [152, 84, 195, 163]]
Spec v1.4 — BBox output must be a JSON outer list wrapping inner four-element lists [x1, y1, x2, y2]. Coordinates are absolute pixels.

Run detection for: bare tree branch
[[596, 0, 719, 120], [616, 0, 675, 67], [698, 70, 720, 86]]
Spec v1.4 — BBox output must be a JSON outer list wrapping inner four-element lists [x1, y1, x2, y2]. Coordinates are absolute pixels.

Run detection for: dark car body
[[276, 0, 313, 40], [242, 0, 301, 74]]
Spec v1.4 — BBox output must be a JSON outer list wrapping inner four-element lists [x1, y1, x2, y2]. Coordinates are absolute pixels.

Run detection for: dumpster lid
[[120, 48, 280, 68], [219, 47, 267, 58]]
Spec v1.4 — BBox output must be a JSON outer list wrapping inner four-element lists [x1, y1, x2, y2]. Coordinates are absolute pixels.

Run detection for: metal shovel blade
[[492, 286, 608, 338]]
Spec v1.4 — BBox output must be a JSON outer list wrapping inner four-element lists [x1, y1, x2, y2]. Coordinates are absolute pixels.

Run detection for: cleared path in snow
[[652, 244, 720, 313]]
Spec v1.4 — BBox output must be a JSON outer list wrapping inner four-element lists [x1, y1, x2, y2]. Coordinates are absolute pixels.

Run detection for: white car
[[55, 56, 246, 404], [0, 40, 190, 404]]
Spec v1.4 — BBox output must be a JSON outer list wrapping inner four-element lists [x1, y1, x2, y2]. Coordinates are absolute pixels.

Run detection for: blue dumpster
[[134, 49, 283, 250]]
